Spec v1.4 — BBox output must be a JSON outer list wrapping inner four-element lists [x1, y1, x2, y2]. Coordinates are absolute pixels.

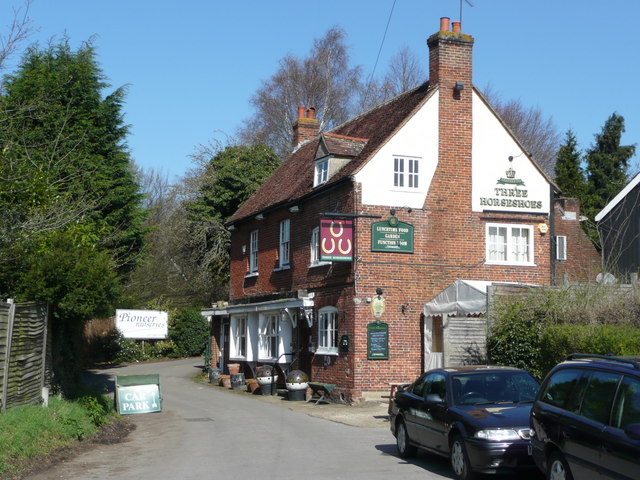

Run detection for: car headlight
[[474, 429, 524, 441]]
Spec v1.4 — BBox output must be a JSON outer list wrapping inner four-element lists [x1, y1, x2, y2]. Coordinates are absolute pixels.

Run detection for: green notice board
[[371, 217, 414, 253], [115, 374, 162, 415], [367, 321, 389, 360]]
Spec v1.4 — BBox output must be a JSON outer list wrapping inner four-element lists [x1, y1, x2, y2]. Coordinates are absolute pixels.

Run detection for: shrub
[[487, 295, 551, 379], [169, 307, 209, 357], [540, 324, 640, 373]]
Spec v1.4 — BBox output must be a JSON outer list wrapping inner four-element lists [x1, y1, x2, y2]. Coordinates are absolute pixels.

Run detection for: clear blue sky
[[7, 0, 639, 182]]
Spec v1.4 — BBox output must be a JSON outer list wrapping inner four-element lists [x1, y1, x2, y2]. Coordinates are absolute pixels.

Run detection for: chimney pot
[[307, 107, 316, 120], [297, 105, 305, 119], [439, 17, 450, 32], [452, 21, 461, 33]]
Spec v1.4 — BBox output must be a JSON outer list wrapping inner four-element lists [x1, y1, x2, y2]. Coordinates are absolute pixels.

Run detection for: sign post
[[115, 374, 162, 415]]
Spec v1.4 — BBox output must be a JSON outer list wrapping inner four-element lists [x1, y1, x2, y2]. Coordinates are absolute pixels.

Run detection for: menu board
[[367, 321, 389, 360]]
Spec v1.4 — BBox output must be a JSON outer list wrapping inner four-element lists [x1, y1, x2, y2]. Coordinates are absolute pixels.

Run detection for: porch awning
[[423, 280, 493, 317]]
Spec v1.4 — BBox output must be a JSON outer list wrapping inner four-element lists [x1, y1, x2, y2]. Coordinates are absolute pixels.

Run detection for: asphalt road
[[25, 358, 456, 480]]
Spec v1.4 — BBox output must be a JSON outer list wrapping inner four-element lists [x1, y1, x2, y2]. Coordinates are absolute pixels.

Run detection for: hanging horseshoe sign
[[320, 219, 353, 262]]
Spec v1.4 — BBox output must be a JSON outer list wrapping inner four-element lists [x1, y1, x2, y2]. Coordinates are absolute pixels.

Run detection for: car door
[[418, 372, 449, 453], [398, 373, 429, 441], [563, 370, 621, 479], [600, 375, 640, 480]]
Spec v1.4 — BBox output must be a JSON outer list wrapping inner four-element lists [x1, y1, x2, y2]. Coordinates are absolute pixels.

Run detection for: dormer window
[[315, 157, 329, 186]]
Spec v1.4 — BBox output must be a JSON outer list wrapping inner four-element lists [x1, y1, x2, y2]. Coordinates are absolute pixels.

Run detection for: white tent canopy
[[423, 280, 493, 317]]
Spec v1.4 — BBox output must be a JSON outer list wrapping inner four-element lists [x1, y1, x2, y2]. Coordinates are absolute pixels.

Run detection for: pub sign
[[320, 219, 353, 262]]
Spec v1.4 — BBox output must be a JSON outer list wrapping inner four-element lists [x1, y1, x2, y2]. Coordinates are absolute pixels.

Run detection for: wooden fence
[[0, 301, 49, 412]]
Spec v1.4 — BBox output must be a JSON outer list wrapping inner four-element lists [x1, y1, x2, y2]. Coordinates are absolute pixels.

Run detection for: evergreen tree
[[0, 40, 147, 392], [582, 113, 636, 246], [584, 113, 636, 218], [0, 40, 147, 281], [554, 130, 586, 199]]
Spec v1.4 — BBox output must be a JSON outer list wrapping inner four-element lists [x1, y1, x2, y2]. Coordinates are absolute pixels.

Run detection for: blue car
[[389, 366, 540, 480]]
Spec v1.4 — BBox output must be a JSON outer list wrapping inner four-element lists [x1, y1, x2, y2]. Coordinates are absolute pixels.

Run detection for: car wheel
[[396, 419, 417, 458], [450, 434, 477, 480], [547, 451, 573, 480]]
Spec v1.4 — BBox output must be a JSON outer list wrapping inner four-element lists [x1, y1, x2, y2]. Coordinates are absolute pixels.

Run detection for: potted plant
[[227, 363, 241, 375], [255, 365, 277, 396], [285, 370, 309, 401]]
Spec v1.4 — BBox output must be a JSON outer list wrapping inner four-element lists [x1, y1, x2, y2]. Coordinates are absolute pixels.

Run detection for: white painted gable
[[354, 91, 439, 208], [354, 89, 550, 214], [472, 91, 550, 214]]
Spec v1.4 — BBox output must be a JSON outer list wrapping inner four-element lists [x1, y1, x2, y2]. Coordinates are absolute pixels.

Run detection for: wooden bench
[[306, 382, 336, 405]]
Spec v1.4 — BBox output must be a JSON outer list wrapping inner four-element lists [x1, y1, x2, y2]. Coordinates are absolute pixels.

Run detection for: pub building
[[202, 18, 600, 403]]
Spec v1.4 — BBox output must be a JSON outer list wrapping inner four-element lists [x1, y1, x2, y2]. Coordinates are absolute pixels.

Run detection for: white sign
[[116, 309, 168, 339]]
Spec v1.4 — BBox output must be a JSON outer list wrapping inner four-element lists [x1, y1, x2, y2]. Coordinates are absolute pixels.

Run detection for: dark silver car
[[389, 366, 540, 480]]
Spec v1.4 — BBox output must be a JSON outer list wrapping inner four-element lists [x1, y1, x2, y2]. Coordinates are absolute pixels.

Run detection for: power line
[[363, 0, 397, 106]]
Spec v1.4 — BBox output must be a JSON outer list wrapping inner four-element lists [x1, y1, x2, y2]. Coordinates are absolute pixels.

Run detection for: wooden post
[[1, 300, 16, 413]]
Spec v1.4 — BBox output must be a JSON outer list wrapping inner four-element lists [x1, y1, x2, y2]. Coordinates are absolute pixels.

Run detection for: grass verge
[[0, 390, 117, 479]]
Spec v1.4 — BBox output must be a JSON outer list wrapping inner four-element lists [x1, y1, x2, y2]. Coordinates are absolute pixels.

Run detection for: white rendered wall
[[472, 91, 550, 214], [355, 91, 439, 208]]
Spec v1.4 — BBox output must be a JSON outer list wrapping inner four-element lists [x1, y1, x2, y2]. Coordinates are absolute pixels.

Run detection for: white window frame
[[314, 157, 329, 186], [556, 235, 567, 261], [249, 229, 259, 273], [317, 306, 338, 355], [310, 226, 330, 267], [279, 219, 290, 269], [230, 316, 247, 359], [485, 223, 535, 265], [259, 314, 279, 360], [393, 156, 420, 190]]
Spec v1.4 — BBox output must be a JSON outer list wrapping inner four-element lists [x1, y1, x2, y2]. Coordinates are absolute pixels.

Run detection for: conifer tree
[[583, 113, 636, 220], [554, 130, 587, 199]]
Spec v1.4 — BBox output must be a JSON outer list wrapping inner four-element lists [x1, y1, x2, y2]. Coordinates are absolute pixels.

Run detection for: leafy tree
[[180, 143, 279, 303], [238, 26, 362, 158], [170, 307, 210, 357], [554, 130, 587, 199]]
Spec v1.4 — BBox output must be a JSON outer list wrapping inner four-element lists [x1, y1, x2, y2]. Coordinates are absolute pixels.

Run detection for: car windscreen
[[452, 371, 539, 405]]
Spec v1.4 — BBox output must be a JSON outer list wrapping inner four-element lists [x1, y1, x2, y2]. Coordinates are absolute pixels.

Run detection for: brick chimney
[[425, 17, 476, 266], [292, 105, 320, 148], [426, 17, 474, 194]]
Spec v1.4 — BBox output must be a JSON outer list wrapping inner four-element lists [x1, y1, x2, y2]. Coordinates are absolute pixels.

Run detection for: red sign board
[[320, 219, 353, 262]]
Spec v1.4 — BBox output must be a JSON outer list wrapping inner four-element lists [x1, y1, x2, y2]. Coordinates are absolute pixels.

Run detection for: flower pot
[[230, 373, 245, 390], [219, 375, 231, 388], [227, 363, 241, 375], [286, 384, 308, 401], [246, 379, 259, 393], [256, 375, 278, 396], [208, 368, 221, 384]]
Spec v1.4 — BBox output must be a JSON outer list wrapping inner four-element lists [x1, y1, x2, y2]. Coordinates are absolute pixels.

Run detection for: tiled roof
[[321, 133, 368, 157], [228, 81, 432, 224]]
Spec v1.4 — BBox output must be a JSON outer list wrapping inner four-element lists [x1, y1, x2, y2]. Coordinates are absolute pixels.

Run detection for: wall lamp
[[255, 213, 265, 220], [289, 205, 301, 213], [454, 81, 465, 91]]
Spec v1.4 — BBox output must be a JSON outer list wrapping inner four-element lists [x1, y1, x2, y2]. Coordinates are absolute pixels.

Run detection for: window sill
[[244, 272, 259, 278], [272, 265, 291, 272], [309, 261, 331, 269], [485, 261, 536, 267], [229, 356, 246, 361], [316, 348, 339, 356]]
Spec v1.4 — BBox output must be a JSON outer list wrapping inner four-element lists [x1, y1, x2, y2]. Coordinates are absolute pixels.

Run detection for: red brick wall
[[553, 197, 601, 283]]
